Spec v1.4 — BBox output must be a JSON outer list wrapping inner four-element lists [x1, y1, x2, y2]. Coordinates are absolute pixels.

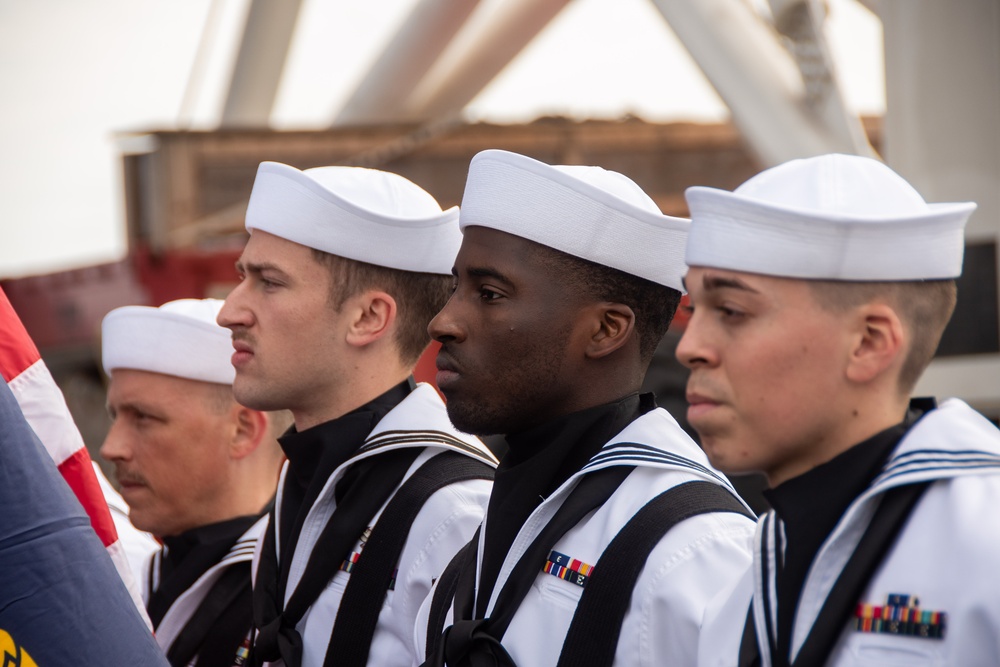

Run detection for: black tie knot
[[440, 619, 517, 667], [253, 616, 302, 666]]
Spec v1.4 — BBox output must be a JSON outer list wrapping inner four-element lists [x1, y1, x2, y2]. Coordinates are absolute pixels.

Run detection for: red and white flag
[[0, 286, 151, 628]]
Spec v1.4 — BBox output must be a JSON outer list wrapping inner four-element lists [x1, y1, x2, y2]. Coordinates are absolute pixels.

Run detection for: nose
[[428, 296, 464, 344], [99, 419, 131, 464], [675, 315, 714, 370], [217, 282, 252, 330]]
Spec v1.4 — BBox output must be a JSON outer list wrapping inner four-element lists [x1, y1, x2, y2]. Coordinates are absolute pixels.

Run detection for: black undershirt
[[475, 392, 655, 618], [763, 399, 933, 667], [276, 379, 413, 561], [148, 513, 265, 667], [149, 513, 263, 628]]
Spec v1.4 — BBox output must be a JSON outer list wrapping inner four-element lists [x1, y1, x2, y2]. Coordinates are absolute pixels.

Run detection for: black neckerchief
[[475, 392, 652, 618], [277, 379, 413, 561], [147, 512, 264, 629], [763, 400, 931, 667], [251, 380, 414, 666]]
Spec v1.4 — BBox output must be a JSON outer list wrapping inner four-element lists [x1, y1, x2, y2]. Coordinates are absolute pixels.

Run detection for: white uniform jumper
[[416, 406, 756, 667], [255, 383, 496, 667], [698, 398, 1000, 667]]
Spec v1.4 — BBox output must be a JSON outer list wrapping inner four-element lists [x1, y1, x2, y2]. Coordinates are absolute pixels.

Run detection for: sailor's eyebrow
[[235, 260, 290, 278], [462, 264, 515, 287], [700, 274, 760, 294]]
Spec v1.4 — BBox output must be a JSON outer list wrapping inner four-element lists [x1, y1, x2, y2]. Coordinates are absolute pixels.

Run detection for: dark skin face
[[428, 226, 638, 435]]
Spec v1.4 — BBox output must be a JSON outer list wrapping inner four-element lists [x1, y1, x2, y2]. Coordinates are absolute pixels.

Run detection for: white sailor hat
[[102, 299, 235, 384], [685, 153, 976, 280], [245, 161, 460, 275], [459, 149, 690, 292]]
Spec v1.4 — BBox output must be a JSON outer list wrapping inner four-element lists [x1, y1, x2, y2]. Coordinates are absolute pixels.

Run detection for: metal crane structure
[[214, 0, 998, 413], [3, 0, 996, 453]]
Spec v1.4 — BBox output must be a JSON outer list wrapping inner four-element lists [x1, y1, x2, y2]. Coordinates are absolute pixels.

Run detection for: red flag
[[0, 286, 150, 628]]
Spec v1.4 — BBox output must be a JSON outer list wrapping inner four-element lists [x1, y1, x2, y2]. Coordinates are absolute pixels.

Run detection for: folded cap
[[685, 153, 976, 280], [102, 299, 235, 384], [245, 162, 460, 275], [459, 149, 690, 291]]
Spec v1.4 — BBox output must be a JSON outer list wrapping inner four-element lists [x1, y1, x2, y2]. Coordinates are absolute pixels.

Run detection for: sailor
[[216, 162, 496, 667], [101, 298, 288, 667], [680, 154, 1000, 667], [417, 149, 756, 667]]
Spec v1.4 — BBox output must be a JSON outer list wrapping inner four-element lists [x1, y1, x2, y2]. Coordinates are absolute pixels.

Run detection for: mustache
[[113, 468, 147, 487], [230, 329, 254, 346], [231, 329, 254, 348]]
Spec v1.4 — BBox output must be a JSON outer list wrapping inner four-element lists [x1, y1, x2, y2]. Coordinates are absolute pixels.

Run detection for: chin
[[232, 383, 279, 412], [231, 382, 257, 407], [445, 403, 506, 437], [128, 513, 160, 537], [705, 454, 765, 484], [698, 436, 741, 471]]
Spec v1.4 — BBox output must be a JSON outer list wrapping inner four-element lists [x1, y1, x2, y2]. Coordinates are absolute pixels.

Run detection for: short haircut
[[808, 279, 957, 393], [204, 382, 237, 415], [311, 249, 452, 366], [530, 244, 683, 364]]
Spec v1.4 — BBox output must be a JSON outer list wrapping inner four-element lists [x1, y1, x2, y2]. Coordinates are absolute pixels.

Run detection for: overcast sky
[[0, 0, 882, 278]]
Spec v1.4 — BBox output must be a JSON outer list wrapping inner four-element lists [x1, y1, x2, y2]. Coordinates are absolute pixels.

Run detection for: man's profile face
[[676, 267, 853, 486], [217, 230, 353, 423], [428, 226, 589, 435], [100, 369, 235, 537]]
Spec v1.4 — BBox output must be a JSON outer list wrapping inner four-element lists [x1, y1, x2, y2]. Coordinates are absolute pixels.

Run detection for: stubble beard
[[443, 325, 570, 437], [442, 369, 560, 437], [443, 394, 508, 436], [232, 372, 282, 412]]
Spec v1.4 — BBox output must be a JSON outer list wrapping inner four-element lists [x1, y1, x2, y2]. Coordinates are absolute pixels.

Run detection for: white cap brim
[[245, 162, 460, 275], [685, 154, 976, 280], [459, 150, 690, 291], [102, 300, 235, 384]]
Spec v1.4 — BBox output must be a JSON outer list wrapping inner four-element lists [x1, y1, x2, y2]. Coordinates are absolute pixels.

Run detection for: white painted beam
[[334, 0, 481, 126], [402, 0, 572, 121], [649, 0, 874, 166], [220, 0, 304, 128]]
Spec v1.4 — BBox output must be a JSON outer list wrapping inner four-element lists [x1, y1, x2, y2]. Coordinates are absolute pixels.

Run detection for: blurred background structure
[[1, 1, 996, 501]]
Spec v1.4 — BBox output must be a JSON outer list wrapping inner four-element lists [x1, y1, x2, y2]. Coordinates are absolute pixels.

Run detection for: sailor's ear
[[230, 406, 268, 459], [345, 290, 397, 348], [582, 302, 636, 360], [845, 302, 905, 385]]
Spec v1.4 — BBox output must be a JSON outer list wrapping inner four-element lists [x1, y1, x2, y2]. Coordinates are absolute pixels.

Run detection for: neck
[[214, 464, 278, 524], [590, 353, 647, 405], [564, 361, 645, 421], [293, 366, 411, 432], [768, 392, 911, 487]]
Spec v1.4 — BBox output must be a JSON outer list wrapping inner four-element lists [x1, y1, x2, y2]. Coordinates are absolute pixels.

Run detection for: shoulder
[[610, 473, 755, 665], [627, 473, 755, 578], [599, 465, 755, 606], [401, 474, 491, 554], [589, 408, 722, 478], [607, 463, 752, 525], [221, 515, 268, 569], [918, 473, 1000, 541], [363, 386, 497, 466], [387, 464, 489, 631], [899, 399, 1000, 460], [386, 448, 491, 569]]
